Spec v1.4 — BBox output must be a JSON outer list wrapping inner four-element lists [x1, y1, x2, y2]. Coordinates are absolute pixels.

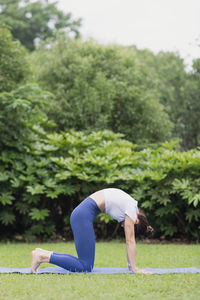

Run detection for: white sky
[[58, 0, 200, 68]]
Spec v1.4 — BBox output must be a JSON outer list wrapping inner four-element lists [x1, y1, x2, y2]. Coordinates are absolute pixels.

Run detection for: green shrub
[[0, 83, 55, 240], [0, 86, 199, 241]]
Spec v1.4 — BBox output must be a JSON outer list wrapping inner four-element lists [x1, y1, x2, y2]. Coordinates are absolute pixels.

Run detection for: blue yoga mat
[[0, 266, 199, 274]]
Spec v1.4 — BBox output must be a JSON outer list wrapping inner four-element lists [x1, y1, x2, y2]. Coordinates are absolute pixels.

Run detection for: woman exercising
[[31, 188, 153, 274]]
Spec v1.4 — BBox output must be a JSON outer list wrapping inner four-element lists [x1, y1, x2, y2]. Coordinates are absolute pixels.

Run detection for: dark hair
[[134, 211, 154, 238]]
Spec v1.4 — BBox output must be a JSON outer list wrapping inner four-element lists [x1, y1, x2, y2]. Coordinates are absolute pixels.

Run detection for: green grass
[[0, 242, 199, 300]]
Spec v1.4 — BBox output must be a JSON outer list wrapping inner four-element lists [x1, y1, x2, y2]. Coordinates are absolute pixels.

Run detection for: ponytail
[[134, 211, 154, 238]]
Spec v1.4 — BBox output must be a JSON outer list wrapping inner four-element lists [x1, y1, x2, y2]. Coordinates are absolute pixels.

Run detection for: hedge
[[0, 85, 200, 241]]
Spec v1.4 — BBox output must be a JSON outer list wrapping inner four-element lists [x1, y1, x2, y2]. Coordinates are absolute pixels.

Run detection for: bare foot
[[35, 248, 53, 258], [31, 249, 42, 273], [35, 248, 44, 253], [31, 248, 52, 273]]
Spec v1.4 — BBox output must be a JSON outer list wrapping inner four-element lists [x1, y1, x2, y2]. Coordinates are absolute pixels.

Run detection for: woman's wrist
[[127, 263, 137, 272]]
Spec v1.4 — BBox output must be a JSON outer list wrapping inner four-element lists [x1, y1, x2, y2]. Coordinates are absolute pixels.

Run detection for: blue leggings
[[49, 197, 101, 272]]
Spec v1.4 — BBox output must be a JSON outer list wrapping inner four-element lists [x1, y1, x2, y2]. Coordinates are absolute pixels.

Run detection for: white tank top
[[103, 188, 138, 223]]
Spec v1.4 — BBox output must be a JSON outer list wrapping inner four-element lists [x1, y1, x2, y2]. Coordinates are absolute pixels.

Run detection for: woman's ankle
[[40, 251, 53, 263], [35, 249, 52, 263]]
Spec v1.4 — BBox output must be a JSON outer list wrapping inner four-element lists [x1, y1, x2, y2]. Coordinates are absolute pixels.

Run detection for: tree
[[151, 53, 200, 149], [0, 0, 82, 51], [179, 59, 200, 149], [30, 36, 172, 145], [0, 26, 28, 92], [132, 47, 200, 149]]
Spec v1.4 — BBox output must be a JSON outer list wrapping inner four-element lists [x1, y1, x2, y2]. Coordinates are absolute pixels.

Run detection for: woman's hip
[[70, 196, 100, 226]]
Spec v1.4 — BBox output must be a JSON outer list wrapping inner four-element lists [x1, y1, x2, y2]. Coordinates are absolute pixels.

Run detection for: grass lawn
[[0, 241, 199, 300]]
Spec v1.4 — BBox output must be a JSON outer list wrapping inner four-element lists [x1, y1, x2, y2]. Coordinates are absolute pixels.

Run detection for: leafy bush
[[0, 84, 200, 242], [0, 83, 55, 240], [130, 144, 200, 239]]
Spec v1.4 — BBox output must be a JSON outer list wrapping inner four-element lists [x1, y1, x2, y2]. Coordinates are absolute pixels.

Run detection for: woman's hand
[[133, 267, 152, 274], [128, 264, 152, 274]]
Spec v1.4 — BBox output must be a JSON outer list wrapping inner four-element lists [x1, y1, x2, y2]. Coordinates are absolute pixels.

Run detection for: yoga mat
[[0, 266, 199, 274]]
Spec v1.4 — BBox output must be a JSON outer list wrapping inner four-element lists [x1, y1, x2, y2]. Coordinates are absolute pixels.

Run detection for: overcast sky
[[58, 0, 200, 68]]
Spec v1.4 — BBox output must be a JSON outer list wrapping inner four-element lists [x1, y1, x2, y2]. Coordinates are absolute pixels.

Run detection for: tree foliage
[[179, 59, 200, 149], [0, 26, 28, 92], [0, 0, 82, 51], [30, 36, 172, 145], [132, 47, 200, 149]]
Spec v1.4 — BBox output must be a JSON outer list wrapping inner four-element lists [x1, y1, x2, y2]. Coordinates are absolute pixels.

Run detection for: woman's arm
[[124, 214, 137, 271], [124, 214, 151, 274]]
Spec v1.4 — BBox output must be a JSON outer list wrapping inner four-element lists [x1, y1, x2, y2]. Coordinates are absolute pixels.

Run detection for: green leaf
[[0, 210, 15, 225], [43, 178, 57, 188], [10, 177, 21, 188], [141, 201, 153, 209], [25, 194, 40, 204], [98, 213, 114, 224], [0, 172, 9, 182], [46, 184, 68, 199], [188, 194, 200, 207], [173, 178, 190, 190], [27, 184, 45, 195], [29, 208, 49, 221], [157, 198, 171, 206], [0, 193, 14, 205], [55, 171, 71, 180], [186, 209, 200, 223], [15, 202, 29, 214]]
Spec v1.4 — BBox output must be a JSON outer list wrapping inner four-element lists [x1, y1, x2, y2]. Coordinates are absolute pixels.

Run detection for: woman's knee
[[81, 261, 93, 272]]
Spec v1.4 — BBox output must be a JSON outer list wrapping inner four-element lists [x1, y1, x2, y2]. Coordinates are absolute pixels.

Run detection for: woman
[[31, 188, 153, 274]]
